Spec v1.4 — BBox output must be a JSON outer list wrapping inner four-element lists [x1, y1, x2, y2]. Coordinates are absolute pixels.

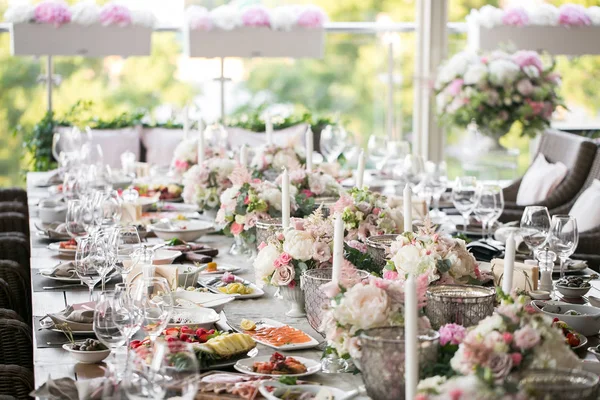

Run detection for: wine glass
[[367, 136, 388, 171], [520, 206, 551, 257], [415, 161, 446, 217], [75, 237, 102, 300], [428, 161, 448, 221], [65, 199, 88, 241], [114, 283, 143, 342], [320, 124, 348, 163], [487, 188, 505, 241], [548, 215, 579, 279], [112, 226, 142, 283], [451, 176, 478, 234], [204, 123, 229, 151], [96, 189, 122, 228], [130, 277, 174, 343], [399, 154, 425, 189], [94, 291, 128, 374], [473, 184, 500, 239]]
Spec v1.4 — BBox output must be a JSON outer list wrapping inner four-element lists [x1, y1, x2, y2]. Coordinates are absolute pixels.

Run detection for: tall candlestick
[[403, 184, 412, 232], [404, 274, 418, 400], [281, 168, 290, 230], [306, 127, 313, 172], [502, 233, 516, 294], [356, 150, 365, 189], [183, 105, 190, 140], [387, 42, 395, 141], [239, 144, 248, 167], [265, 113, 273, 145], [197, 127, 205, 165], [332, 213, 344, 285]]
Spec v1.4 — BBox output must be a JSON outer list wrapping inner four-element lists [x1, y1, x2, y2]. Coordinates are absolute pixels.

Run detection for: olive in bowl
[[556, 276, 592, 298], [62, 339, 110, 364]]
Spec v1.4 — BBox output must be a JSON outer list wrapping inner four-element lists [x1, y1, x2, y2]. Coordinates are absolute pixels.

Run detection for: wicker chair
[[499, 130, 597, 222], [0, 279, 14, 313], [0, 189, 27, 206], [0, 261, 31, 324], [0, 236, 30, 271], [0, 213, 29, 239], [0, 202, 28, 217], [0, 319, 32, 371], [0, 309, 23, 324], [0, 365, 34, 399]]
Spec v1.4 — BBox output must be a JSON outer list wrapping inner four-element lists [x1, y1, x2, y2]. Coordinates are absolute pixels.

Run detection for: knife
[[43, 283, 84, 290]]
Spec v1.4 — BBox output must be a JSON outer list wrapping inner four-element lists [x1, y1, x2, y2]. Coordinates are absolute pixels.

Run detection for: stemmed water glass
[[320, 124, 348, 163], [548, 215, 579, 279], [65, 199, 88, 242], [416, 161, 447, 218], [520, 206, 551, 258], [94, 291, 128, 375], [451, 176, 478, 234], [427, 161, 448, 221], [130, 277, 174, 343], [111, 226, 142, 283], [367, 136, 388, 171], [113, 283, 143, 345], [487, 188, 505, 240], [75, 237, 103, 301], [474, 184, 502, 240]]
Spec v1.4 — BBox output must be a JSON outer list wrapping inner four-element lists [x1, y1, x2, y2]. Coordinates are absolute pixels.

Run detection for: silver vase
[[279, 285, 305, 318]]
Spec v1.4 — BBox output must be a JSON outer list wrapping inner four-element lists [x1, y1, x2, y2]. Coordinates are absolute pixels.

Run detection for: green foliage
[[344, 243, 380, 276], [16, 111, 58, 172], [60, 100, 145, 129], [421, 343, 459, 379], [227, 105, 335, 134], [278, 376, 298, 385]]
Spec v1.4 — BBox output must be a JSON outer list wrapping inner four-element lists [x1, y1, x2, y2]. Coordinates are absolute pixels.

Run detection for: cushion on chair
[[516, 154, 568, 206], [569, 179, 600, 232]]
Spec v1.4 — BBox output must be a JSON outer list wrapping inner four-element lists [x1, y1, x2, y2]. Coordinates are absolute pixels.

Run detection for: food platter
[[234, 355, 320, 378], [238, 318, 320, 351]]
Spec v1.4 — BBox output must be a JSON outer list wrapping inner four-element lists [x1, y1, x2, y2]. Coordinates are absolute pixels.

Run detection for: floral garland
[[185, 4, 327, 32], [385, 221, 490, 285], [5, 0, 156, 27], [435, 49, 562, 139], [320, 274, 430, 359], [330, 188, 403, 243], [182, 158, 237, 212], [171, 137, 226, 175], [474, 4, 600, 29], [275, 169, 343, 217], [417, 291, 581, 399], [250, 144, 305, 178]]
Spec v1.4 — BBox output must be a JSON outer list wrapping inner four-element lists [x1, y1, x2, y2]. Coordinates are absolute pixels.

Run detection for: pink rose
[[312, 241, 331, 263], [487, 352, 513, 383], [558, 4, 591, 27], [320, 281, 340, 298], [439, 323, 466, 346], [257, 241, 267, 251], [502, 7, 529, 26], [297, 5, 327, 28], [241, 5, 271, 27], [270, 263, 295, 286], [34, 1, 71, 27], [382, 270, 399, 280], [301, 189, 315, 198], [513, 326, 541, 350], [372, 278, 390, 290], [273, 258, 282, 269], [526, 99, 545, 116], [221, 272, 235, 284], [174, 159, 189, 172], [502, 332, 513, 344], [99, 3, 132, 27], [516, 79, 534, 96], [291, 218, 305, 231], [510, 352, 522, 366], [447, 78, 464, 96], [230, 222, 244, 236], [512, 50, 543, 72], [278, 252, 292, 265], [347, 240, 367, 253], [331, 194, 353, 214]]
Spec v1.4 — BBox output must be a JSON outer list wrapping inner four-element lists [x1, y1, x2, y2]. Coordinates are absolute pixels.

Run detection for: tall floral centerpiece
[[171, 137, 225, 175], [182, 158, 237, 219], [417, 291, 581, 399], [435, 50, 562, 143], [330, 188, 403, 242], [276, 169, 344, 217], [250, 144, 305, 180]]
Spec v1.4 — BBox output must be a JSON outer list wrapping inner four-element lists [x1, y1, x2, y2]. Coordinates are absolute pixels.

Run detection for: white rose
[[131, 9, 157, 28], [4, 1, 34, 23], [220, 186, 239, 207], [270, 5, 298, 31], [488, 59, 521, 86], [528, 4, 558, 26], [253, 243, 280, 286], [436, 92, 448, 112], [308, 174, 326, 195], [258, 187, 282, 211], [210, 5, 241, 30], [436, 52, 475, 86], [463, 63, 488, 86], [588, 7, 600, 26], [334, 285, 390, 330], [71, 1, 100, 25], [523, 65, 540, 79], [282, 229, 314, 261], [391, 245, 435, 277], [476, 5, 504, 29]]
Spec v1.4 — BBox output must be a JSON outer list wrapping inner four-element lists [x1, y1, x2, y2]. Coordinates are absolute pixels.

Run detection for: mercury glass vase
[[425, 285, 496, 330], [511, 368, 600, 400], [255, 218, 282, 248], [279, 285, 305, 318], [359, 327, 440, 400]]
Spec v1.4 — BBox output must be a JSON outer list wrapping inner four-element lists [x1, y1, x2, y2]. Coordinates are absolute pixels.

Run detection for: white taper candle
[[197, 127, 205, 164], [356, 150, 365, 189], [281, 168, 290, 230], [502, 232, 516, 294], [239, 144, 248, 167], [306, 127, 313, 172], [265, 113, 273, 145], [332, 213, 344, 285], [403, 184, 412, 232], [404, 273, 418, 400]]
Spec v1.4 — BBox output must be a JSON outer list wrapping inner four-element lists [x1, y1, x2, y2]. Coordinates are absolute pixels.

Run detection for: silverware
[[43, 283, 84, 290], [46, 341, 67, 346]]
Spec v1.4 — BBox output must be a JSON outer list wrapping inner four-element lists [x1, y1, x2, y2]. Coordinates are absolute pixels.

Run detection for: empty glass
[[416, 161, 447, 219], [520, 206, 551, 257], [113, 283, 143, 342], [130, 277, 174, 343], [320, 124, 348, 163], [367, 136, 388, 170], [474, 184, 502, 239], [94, 291, 128, 365], [65, 199, 88, 241], [75, 237, 102, 300], [204, 123, 229, 151], [548, 215, 579, 279], [112, 226, 142, 283], [451, 176, 478, 233]]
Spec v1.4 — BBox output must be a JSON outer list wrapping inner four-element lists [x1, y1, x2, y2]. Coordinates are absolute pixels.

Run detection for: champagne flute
[[75, 237, 102, 301], [451, 176, 478, 234], [520, 206, 551, 258], [130, 277, 174, 343], [548, 215, 579, 279], [65, 199, 88, 242]]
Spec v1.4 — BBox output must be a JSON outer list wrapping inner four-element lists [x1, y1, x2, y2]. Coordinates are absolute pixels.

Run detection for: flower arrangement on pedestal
[[250, 144, 305, 179], [435, 49, 562, 140], [275, 169, 343, 217], [384, 222, 491, 285], [171, 137, 226, 174], [473, 4, 600, 28], [182, 158, 237, 214], [319, 275, 430, 359], [330, 188, 403, 242], [417, 291, 581, 399]]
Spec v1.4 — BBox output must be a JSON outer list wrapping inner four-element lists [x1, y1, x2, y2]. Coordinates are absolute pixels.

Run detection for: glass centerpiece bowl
[[425, 285, 496, 330], [365, 234, 398, 268], [510, 368, 599, 400]]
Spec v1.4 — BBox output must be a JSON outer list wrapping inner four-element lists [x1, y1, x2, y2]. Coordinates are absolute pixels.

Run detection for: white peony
[[282, 229, 314, 261], [258, 187, 282, 211], [4, 1, 35, 23], [527, 4, 558, 26], [523, 65, 540, 79], [435, 92, 448, 112], [488, 59, 521, 86], [210, 5, 241, 30], [131, 9, 156, 28], [308, 174, 326, 195], [253, 243, 280, 286], [436, 51, 478, 87], [463, 63, 488, 86], [476, 5, 504, 29], [588, 7, 600, 26], [70, 1, 100, 25], [392, 245, 436, 279], [270, 5, 298, 31], [333, 284, 390, 330]]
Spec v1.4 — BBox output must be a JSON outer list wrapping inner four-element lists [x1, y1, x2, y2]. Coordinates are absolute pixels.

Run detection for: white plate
[[258, 381, 352, 400], [234, 355, 320, 378], [47, 242, 77, 257], [199, 263, 242, 276], [167, 307, 220, 329], [199, 275, 264, 300], [173, 290, 235, 313], [39, 271, 80, 283], [239, 318, 320, 351], [553, 261, 588, 273], [150, 220, 214, 242]]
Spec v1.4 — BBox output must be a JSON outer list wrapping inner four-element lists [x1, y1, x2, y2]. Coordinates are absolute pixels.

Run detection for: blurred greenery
[[1, 0, 600, 187]]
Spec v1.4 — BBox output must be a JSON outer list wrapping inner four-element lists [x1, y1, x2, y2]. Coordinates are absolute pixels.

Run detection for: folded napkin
[[565, 259, 587, 270], [467, 241, 504, 262], [49, 261, 76, 278], [36, 222, 70, 239], [48, 305, 94, 331]]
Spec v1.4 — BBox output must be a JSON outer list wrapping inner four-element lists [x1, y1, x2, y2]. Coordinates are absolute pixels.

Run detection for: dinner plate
[[207, 348, 259, 370], [39, 271, 80, 283], [47, 242, 77, 257], [51, 328, 95, 335], [234, 355, 320, 378], [198, 263, 242, 276], [258, 381, 353, 400], [238, 318, 320, 351], [199, 275, 264, 300]]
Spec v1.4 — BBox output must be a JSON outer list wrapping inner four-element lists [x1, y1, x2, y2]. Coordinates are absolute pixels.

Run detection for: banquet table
[[26, 172, 369, 398]]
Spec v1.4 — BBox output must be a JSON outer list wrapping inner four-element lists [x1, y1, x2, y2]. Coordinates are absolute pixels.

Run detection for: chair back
[[0, 319, 33, 371], [0, 365, 34, 399]]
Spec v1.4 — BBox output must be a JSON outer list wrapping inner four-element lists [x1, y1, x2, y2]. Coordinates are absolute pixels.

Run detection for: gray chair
[[500, 130, 597, 222]]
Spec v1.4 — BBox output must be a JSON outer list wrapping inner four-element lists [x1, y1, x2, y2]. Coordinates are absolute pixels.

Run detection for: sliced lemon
[[240, 319, 256, 331]]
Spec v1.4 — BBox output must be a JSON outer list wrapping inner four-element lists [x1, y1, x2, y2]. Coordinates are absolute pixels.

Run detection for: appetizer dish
[[133, 183, 183, 201], [199, 275, 264, 299], [218, 282, 255, 295], [197, 372, 268, 400], [58, 238, 77, 250], [259, 381, 350, 400], [253, 352, 308, 375], [63, 339, 110, 364], [168, 307, 220, 329], [242, 319, 319, 350], [556, 275, 597, 298], [552, 318, 587, 349]]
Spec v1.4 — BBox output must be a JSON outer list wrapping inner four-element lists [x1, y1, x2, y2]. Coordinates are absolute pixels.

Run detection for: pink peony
[[558, 4, 591, 27], [513, 326, 541, 350], [278, 252, 292, 265], [174, 159, 189, 171], [503, 332, 513, 344], [512, 50, 543, 72], [241, 5, 271, 27], [99, 3, 132, 27], [221, 272, 235, 284], [312, 241, 331, 263], [297, 5, 327, 28], [516, 79, 534, 96], [347, 240, 367, 253], [34, 1, 71, 27], [382, 270, 399, 280], [502, 7, 529, 26], [526, 99, 545, 116], [230, 221, 244, 236], [439, 323, 467, 346], [447, 78, 464, 96], [320, 281, 340, 298]]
